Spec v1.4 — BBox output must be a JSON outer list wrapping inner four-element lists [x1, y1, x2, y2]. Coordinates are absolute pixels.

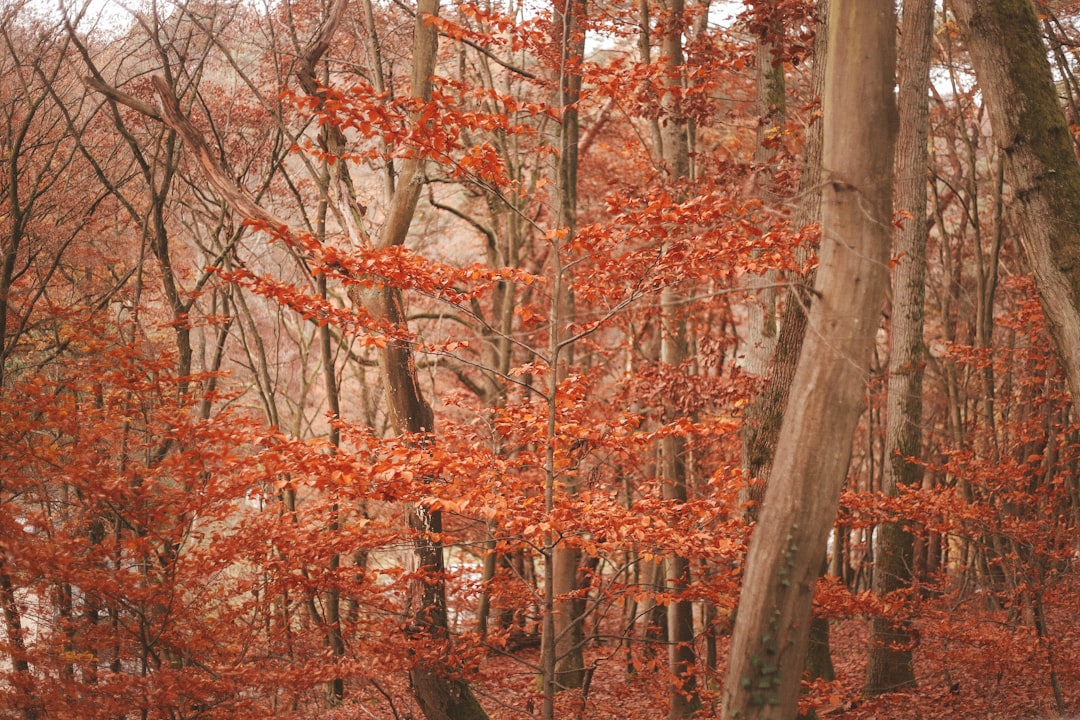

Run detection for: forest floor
[[471, 572, 1080, 720], [329, 570, 1079, 719]]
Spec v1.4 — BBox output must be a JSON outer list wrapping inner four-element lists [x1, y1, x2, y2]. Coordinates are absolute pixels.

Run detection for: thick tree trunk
[[952, 0, 1080, 424], [865, 0, 933, 696], [721, 2, 897, 718], [737, 0, 836, 682]]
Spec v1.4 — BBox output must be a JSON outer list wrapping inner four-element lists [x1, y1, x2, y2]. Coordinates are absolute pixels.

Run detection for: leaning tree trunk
[[740, 0, 829, 500], [736, 0, 835, 683], [865, 0, 933, 697], [721, 2, 897, 718], [951, 0, 1080, 426]]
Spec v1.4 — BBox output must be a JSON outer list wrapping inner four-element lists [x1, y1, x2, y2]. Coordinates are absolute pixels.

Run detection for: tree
[[738, 0, 837, 686], [541, 0, 590, 706], [722, 2, 897, 718], [865, 0, 934, 696], [655, 0, 701, 715], [952, 0, 1080, 425]]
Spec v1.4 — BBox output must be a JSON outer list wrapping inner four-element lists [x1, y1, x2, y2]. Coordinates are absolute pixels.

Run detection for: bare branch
[[82, 75, 162, 121], [297, 0, 351, 95], [150, 75, 287, 231]]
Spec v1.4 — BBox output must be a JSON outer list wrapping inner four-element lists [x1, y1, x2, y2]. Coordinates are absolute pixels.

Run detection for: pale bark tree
[[739, 1, 790, 568], [721, 2, 897, 718], [742, 10, 784, 385], [865, 0, 934, 696], [736, 0, 835, 684]]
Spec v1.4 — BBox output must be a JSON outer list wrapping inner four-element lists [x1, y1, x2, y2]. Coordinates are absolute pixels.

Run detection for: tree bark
[[740, 0, 827, 512], [865, 0, 933, 696], [742, 17, 785, 383], [951, 0, 1080, 425], [657, 0, 700, 715], [721, 2, 897, 718], [737, 0, 836, 683], [541, 1, 588, 709]]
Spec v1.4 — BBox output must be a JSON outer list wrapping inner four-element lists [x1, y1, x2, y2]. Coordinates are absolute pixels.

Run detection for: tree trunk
[[742, 18, 785, 383], [740, 0, 828, 510], [721, 2, 897, 718], [656, 0, 700, 715], [952, 0, 1080, 424], [356, 8, 487, 716], [541, 1, 588, 710], [0, 559, 38, 720], [865, 0, 933, 696], [738, 0, 837, 683]]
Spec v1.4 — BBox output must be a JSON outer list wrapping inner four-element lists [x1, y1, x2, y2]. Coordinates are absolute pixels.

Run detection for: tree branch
[[82, 75, 162, 121], [149, 75, 287, 233]]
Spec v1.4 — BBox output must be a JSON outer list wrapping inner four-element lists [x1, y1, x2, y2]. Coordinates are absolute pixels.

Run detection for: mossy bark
[[954, 0, 1080, 423]]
